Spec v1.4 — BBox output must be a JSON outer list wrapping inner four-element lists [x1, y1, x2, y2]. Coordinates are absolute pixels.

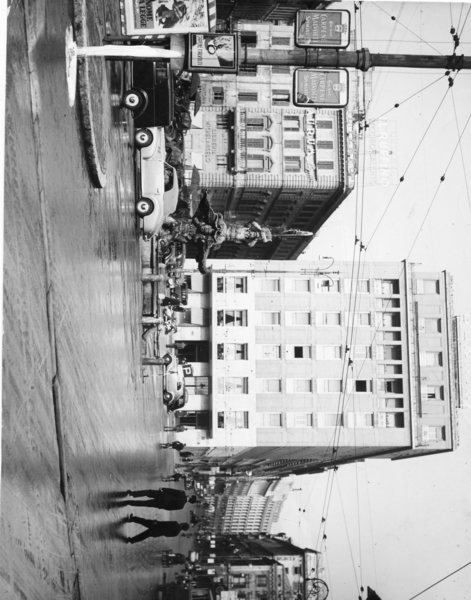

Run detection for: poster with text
[[188, 34, 238, 73], [294, 68, 349, 108], [122, 0, 212, 35]]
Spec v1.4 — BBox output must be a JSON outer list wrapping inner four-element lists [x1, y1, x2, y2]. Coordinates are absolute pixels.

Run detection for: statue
[[161, 191, 313, 274]]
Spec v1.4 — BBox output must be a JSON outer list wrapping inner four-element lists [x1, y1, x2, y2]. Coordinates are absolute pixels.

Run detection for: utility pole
[[241, 47, 470, 72]]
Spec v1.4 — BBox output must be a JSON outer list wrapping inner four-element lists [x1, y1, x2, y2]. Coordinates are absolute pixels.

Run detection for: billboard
[[295, 10, 351, 48], [121, 0, 216, 36], [293, 68, 349, 108], [188, 34, 238, 73]]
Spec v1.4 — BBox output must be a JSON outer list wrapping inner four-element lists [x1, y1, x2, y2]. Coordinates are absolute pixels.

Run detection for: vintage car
[[134, 126, 179, 239], [162, 353, 188, 412]]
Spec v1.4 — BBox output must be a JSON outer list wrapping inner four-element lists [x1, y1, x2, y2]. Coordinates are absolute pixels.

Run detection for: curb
[[74, 0, 107, 188]]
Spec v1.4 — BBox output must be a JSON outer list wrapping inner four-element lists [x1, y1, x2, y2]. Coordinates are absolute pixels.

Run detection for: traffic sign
[[295, 10, 350, 48], [293, 68, 349, 108]]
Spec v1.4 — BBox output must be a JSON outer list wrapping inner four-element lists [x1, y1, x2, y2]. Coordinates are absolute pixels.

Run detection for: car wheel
[[123, 89, 144, 111], [136, 198, 154, 217], [135, 128, 153, 148], [162, 353, 172, 366], [163, 390, 173, 403]]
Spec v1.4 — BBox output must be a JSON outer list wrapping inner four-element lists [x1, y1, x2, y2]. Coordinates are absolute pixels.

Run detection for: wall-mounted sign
[[120, 0, 216, 36], [295, 10, 351, 48], [293, 68, 349, 108], [187, 33, 238, 73]]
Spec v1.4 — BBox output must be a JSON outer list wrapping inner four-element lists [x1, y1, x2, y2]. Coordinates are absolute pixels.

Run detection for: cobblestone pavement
[[2, 1, 191, 598]]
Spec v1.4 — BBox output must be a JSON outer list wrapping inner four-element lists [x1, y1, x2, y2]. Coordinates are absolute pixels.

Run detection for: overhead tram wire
[[336, 476, 362, 595], [372, 1, 444, 55], [450, 88, 471, 214], [459, 5, 471, 38], [365, 79, 455, 250], [406, 109, 471, 259]]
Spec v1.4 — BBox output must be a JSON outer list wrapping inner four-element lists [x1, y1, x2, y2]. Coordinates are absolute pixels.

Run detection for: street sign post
[[295, 10, 351, 48], [293, 68, 349, 108]]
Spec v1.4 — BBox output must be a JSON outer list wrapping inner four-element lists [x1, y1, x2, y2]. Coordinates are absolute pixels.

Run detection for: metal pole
[[244, 47, 470, 71]]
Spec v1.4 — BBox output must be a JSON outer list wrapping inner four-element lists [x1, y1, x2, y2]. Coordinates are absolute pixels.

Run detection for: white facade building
[[174, 260, 459, 476]]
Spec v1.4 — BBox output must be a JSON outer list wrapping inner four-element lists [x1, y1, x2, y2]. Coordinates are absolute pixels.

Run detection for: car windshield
[[164, 166, 174, 192]]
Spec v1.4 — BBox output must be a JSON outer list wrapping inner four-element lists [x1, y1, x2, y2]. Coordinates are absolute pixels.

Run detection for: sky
[[275, 2, 471, 599]]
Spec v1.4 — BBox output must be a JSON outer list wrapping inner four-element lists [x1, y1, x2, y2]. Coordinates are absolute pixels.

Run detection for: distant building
[[196, 533, 322, 600], [173, 260, 460, 476], [184, 19, 356, 260], [216, 0, 330, 23], [453, 315, 471, 408]]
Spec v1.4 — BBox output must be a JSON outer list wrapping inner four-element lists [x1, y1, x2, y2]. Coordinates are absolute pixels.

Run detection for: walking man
[[125, 517, 189, 544], [162, 472, 186, 482], [120, 488, 197, 510]]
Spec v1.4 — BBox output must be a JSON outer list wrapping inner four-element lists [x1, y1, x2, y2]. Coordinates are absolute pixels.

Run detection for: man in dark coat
[[125, 517, 189, 543], [121, 488, 197, 510], [160, 441, 186, 451]]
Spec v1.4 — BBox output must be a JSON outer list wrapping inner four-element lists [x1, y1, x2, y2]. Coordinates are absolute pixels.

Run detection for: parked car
[[134, 126, 179, 239], [162, 353, 188, 411], [123, 61, 174, 128]]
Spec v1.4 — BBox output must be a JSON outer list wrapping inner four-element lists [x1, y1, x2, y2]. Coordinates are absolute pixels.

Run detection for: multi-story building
[[173, 260, 460, 476], [184, 19, 357, 260], [216, 0, 331, 23], [212, 477, 291, 534]]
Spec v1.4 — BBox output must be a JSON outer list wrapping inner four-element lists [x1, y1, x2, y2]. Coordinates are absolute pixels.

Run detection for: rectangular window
[[218, 411, 249, 429], [258, 311, 281, 325], [212, 87, 224, 104], [317, 379, 343, 393], [381, 379, 404, 394], [383, 364, 403, 374], [424, 318, 442, 333], [283, 115, 300, 131], [422, 425, 446, 442], [286, 412, 313, 428], [272, 89, 290, 105], [238, 91, 258, 102], [376, 298, 400, 309], [417, 279, 440, 294], [257, 345, 281, 359], [350, 312, 371, 326], [378, 412, 405, 428], [386, 398, 404, 408], [314, 278, 340, 293], [216, 114, 229, 129], [246, 117, 264, 131], [216, 276, 248, 293], [352, 345, 372, 359], [217, 343, 248, 360], [291, 278, 310, 292], [256, 413, 283, 427], [245, 138, 264, 149], [286, 345, 312, 359], [287, 378, 313, 393], [239, 64, 257, 76], [246, 154, 265, 172], [317, 312, 341, 326], [316, 120, 333, 129], [382, 312, 401, 327], [384, 345, 403, 360], [257, 378, 282, 393], [423, 385, 444, 400], [240, 32, 257, 47], [216, 155, 227, 168], [380, 279, 400, 294], [348, 413, 374, 428], [345, 279, 370, 293], [186, 376, 209, 395], [384, 331, 401, 341], [355, 379, 372, 393], [317, 140, 334, 150], [217, 309, 248, 326], [257, 277, 280, 292], [420, 351, 443, 367], [284, 138, 302, 149], [318, 413, 344, 427], [284, 156, 302, 172], [271, 36, 290, 45], [287, 311, 311, 325], [218, 377, 249, 394], [317, 161, 334, 170], [316, 345, 342, 360]]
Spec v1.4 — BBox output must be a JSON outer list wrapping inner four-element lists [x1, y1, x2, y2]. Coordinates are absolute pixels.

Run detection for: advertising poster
[[188, 34, 238, 73], [121, 0, 216, 35], [295, 10, 350, 48], [294, 68, 349, 108]]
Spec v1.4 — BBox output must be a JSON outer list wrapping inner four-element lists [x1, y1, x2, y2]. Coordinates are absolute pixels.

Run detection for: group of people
[[121, 440, 197, 544]]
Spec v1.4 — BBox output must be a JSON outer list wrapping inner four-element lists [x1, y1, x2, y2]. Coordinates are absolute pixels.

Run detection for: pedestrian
[[160, 441, 186, 451], [125, 516, 189, 543], [120, 488, 197, 510], [162, 472, 186, 482], [163, 425, 187, 432], [179, 450, 194, 459]]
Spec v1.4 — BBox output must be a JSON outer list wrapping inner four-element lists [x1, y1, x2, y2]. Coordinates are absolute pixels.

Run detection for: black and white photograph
[[2, 2, 471, 600]]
